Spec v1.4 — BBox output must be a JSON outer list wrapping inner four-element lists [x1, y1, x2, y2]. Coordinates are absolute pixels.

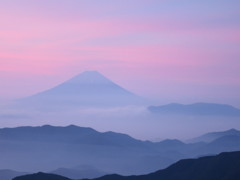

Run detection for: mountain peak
[[81, 70, 103, 76], [20, 71, 146, 108], [66, 71, 113, 84]]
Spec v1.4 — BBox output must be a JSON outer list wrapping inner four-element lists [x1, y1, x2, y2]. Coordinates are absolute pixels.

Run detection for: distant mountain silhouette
[[18, 71, 145, 110], [148, 103, 240, 116], [0, 169, 27, 180], [154, 139, 186, 151], [0, 125, 165, 175], [1, 125, 240, 175], [200, 135, 240, 154], [13, 151, 240, 180], [188, 128, 240, 143], [0, 125, 144, 147]]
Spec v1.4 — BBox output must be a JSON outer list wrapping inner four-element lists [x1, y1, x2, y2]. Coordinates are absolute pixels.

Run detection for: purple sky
[[0, 0, 240, 107]]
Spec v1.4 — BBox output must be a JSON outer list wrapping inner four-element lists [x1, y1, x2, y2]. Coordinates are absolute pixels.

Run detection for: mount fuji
[[18, 71, 146, 110]]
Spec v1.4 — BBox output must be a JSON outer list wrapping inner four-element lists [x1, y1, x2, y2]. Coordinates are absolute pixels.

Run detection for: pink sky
[[0, 0, 240, 107]]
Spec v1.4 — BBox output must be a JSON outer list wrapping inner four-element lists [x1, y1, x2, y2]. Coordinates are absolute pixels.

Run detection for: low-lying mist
[[1, 105, 239, 141]]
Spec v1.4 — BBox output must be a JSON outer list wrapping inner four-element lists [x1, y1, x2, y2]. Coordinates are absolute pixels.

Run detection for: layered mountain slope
[[189, 128, 240, 143], [1, 126, 240, 176], [0, 125, 166, 175]]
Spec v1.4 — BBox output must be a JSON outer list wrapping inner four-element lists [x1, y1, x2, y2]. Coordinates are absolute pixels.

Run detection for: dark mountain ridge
[[13, 151, 240, 180], [50, 166, 108, 180], [13, 172, 71, 180]]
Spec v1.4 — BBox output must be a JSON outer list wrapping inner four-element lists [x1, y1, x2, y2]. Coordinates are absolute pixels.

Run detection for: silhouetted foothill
[[13, 172, 71, 180], [13, 151, 240, 180]]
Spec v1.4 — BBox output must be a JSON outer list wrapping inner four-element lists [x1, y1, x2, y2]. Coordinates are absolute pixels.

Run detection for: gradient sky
[[0, 0, 240, 107]]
